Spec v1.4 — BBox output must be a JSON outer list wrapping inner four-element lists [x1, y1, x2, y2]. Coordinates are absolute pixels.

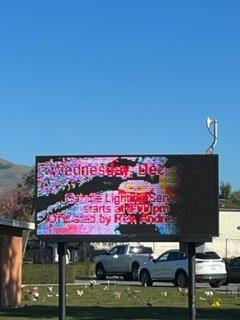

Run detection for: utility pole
[[205, 117, 218, 154]]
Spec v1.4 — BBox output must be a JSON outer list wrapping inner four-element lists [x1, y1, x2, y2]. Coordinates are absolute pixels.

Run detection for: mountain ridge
[[0, 157, 32, 194]]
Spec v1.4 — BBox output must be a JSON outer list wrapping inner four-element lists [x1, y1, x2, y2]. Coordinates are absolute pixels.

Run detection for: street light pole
[[205, 117, 218, 154]]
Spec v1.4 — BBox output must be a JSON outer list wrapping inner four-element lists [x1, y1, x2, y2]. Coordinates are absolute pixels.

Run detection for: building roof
[[219, 199, 240, 211], [0, 217, 35, 230]]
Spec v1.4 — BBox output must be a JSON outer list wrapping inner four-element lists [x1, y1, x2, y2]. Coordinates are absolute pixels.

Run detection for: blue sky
[[0, 1, 239, 190]]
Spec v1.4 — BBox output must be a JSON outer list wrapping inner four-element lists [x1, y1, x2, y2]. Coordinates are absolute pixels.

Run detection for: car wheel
[[209, 281, 223, 288], [132, 264, 139, 281], [123, 273, 133, 281], [174, 271, 188, 288], [140, 270, 153, 287], [222, 279, 229, 286], [95, 264, 106, 280]]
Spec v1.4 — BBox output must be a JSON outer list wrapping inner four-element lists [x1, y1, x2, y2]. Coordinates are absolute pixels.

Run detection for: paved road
[[75, 278, 240, 293]]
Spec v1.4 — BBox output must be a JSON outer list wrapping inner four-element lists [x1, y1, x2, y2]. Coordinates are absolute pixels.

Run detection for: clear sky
[[0, 1, 239, 190]]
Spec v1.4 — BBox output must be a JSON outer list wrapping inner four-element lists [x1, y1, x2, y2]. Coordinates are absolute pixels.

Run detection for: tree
[[0, 167, 35, 220], [0, 167, 35, 256], [229, 191, 240, 207], [219, 181, 240, 207], [219, 181, 232, 200], [21, 167, 35, 256], [0, 186, 31, 220]]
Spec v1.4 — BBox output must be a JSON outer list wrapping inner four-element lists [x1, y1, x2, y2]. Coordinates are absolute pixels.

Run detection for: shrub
[[22, 263, 76, 284], [22, 262, 95, 284], [73, 262, 95, 279]]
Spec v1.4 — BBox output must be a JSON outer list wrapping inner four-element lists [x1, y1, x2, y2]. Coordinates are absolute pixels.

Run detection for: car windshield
[[129, 246, 153, 254]]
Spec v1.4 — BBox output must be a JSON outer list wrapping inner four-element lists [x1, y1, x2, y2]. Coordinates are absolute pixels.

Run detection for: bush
[[22, 263, 76, 284], [23, 250, 34, 262], [22, 262, 95, 284], [73, 262, 95, 279]]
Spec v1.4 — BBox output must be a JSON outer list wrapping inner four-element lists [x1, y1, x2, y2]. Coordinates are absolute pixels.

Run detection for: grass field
[[0, 283, 240, 319]]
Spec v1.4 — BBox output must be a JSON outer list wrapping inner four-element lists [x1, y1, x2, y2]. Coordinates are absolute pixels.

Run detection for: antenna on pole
[[205, 117, 218, 154]]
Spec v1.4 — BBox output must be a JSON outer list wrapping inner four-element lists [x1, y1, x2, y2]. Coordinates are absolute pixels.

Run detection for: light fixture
[[205, 117, 218, 154]]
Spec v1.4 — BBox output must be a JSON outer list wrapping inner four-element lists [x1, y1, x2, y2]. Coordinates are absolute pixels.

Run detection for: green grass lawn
[[1, 283, 240, 319]]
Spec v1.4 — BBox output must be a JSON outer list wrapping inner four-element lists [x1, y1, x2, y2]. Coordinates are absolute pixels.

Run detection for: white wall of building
[[205, 209, 240, 258], [92, 209, 240, 258]]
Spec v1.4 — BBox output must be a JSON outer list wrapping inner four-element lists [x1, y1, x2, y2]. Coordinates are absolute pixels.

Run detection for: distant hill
[[0, 157, 32, 194]]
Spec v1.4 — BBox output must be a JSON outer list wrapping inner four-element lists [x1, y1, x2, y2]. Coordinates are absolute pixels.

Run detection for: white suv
[[138, 249, 227, 288]]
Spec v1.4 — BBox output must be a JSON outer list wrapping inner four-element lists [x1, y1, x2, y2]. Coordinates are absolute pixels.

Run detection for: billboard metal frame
[[35, 154, 219, 243]]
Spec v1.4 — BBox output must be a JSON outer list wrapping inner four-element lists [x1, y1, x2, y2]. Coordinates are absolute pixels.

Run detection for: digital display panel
[[35, 155, 218, 242]]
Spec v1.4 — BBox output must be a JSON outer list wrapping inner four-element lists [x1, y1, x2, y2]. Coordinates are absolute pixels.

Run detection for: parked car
[[224, 256, 240, 285], [95, 244, 157, 280], [138, 249, 227, 288]]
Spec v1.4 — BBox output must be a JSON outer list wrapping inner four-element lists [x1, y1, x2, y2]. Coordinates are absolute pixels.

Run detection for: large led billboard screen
[[35, 155, 218, 242]]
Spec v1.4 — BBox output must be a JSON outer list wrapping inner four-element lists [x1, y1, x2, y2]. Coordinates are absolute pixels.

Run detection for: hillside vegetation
[[0, 157, 31, 194]]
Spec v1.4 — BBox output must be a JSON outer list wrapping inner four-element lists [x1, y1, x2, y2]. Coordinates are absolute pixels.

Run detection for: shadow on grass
[[0, 305, 240, 319]]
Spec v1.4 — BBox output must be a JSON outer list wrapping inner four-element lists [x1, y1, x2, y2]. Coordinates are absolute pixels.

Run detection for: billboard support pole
[[58, 242, 67, 320], [188, 242, 196, 320]]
